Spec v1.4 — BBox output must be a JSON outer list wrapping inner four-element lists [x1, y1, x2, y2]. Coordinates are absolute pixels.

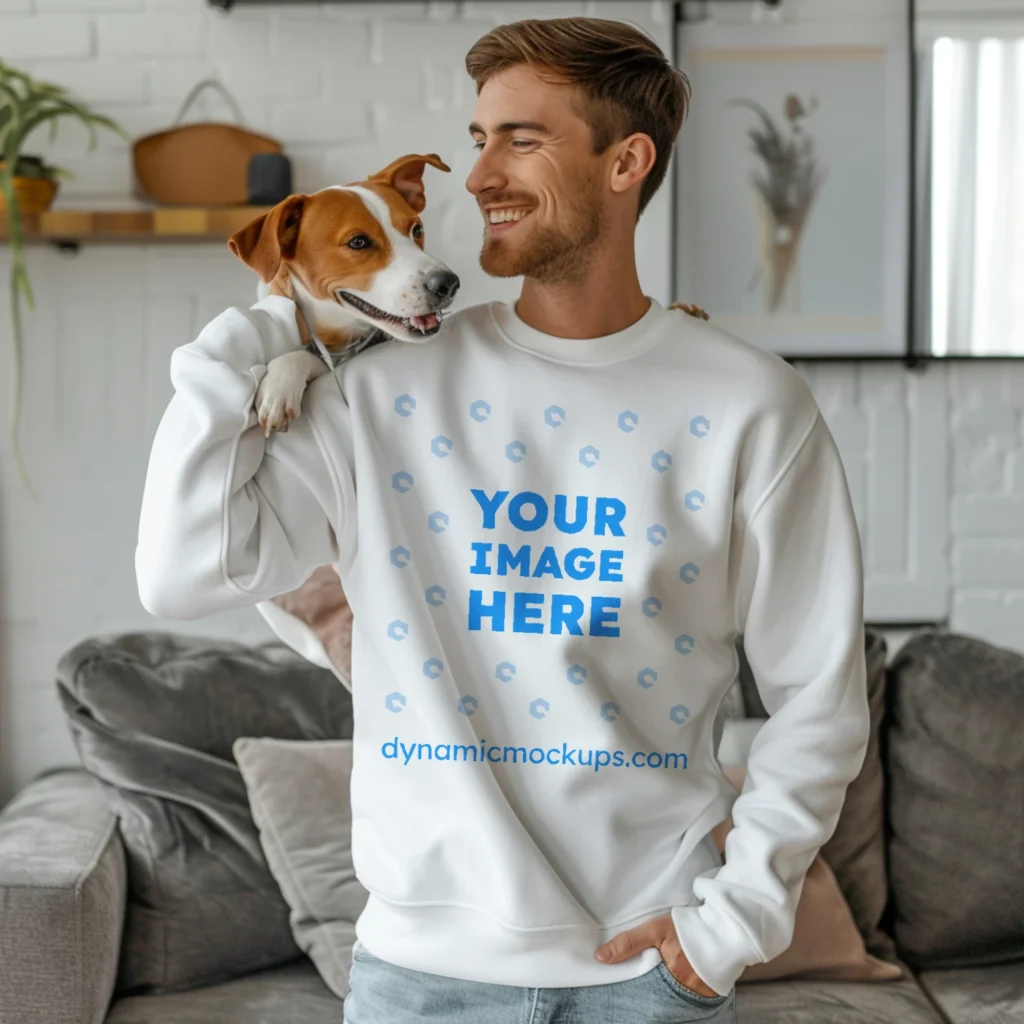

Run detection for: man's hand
[[595, 913, 721, 998], [668, 301, 710, 321]]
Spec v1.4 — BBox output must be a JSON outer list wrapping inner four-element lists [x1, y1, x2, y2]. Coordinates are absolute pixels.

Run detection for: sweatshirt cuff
[[670, 899, 762, 997], [250, 294, 305, 364]]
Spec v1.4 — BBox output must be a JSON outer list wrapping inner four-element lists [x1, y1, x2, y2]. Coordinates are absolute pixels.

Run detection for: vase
[[0, 157, 59, 214], [752, 188, 807, 315], [0, 175, 59, 214]]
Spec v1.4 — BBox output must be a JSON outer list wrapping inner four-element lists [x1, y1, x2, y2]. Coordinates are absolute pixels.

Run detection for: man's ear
[[366, 153, 451, 213], [228, 194, 307, 282]]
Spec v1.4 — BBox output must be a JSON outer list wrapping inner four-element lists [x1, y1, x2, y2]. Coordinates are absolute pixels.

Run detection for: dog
[[228, 152, 460, 435]]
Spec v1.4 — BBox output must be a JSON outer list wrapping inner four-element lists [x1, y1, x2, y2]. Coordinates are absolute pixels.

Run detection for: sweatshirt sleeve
[[135, 295, 358, 620], [670, 411, 870, 996]]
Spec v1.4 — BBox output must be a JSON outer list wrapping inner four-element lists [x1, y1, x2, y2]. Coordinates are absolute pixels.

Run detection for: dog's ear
[[367, 153, 450, 213], [228, 194, 307, 282]]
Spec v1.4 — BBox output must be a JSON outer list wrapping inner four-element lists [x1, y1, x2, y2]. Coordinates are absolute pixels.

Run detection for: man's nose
[[466, 145, 505, 196], [425, 269, 460, 303]]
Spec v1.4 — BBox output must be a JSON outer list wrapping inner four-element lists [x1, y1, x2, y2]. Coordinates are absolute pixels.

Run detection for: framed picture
[[673, 10, 912, 358]]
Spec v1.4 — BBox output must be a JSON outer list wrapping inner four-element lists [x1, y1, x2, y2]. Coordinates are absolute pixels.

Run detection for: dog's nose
[[425, 270, 460, 303]]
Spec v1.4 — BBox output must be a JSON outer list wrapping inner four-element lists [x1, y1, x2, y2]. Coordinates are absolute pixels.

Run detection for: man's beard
[[479, 176, 604, 284]]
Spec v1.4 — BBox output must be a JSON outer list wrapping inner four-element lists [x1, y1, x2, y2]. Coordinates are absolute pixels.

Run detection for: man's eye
[[412, 223, 424, 239], [512, 139, 536, 149], [472, 141, 484, 151], [347, 235, 373, 250]]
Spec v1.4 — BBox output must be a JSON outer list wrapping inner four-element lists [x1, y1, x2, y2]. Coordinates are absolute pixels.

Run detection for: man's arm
[[669, 411, 871, 995], [136, 295, 357, 620]]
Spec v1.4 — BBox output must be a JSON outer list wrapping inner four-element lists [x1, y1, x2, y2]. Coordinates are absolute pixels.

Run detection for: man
[[137, 17, 869, 1024]]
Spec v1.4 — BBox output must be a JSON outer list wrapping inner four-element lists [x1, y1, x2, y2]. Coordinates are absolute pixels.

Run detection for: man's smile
[[484, 205, 533, 233]]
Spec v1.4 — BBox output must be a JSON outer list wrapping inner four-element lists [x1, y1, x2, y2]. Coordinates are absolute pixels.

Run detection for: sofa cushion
[[105, 961, 342, 1024], [735, 973, 943, 1024], [739, 628, 895, 959], [0, 769, 126, 1024], [233, 737, 368, 999], [56, 631, 353, 995], [917, 961, 1024, 1024], [886, 631, 1024, 968]]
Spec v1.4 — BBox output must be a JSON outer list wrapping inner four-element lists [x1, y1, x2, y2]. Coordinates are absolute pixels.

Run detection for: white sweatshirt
[[136, 294, 869, 996]]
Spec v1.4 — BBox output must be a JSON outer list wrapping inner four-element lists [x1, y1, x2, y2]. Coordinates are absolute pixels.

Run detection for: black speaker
[[247, 153, 292, 205]]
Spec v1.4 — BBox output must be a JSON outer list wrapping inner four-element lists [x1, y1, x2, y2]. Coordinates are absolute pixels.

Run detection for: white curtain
[[929, 36, 1024, 355]]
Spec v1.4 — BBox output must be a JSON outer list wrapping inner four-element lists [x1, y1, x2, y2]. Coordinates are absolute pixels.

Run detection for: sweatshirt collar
[[488, 298, 667, 367]]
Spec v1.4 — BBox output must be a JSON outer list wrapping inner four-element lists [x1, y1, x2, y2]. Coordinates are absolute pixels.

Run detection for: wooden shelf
[[0, 205, 272, 243]]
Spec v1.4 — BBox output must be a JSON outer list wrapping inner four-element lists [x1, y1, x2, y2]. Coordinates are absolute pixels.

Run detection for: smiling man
[[136, 17, 869, 1024]]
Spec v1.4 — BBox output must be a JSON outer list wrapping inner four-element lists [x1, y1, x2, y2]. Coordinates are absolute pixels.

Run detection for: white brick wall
[[0, 14, 92, 56], [1, 0, 1023, 803]]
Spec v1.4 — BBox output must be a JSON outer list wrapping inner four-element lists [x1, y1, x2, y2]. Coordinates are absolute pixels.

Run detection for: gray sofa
[[1, 629, 1022, 1024]]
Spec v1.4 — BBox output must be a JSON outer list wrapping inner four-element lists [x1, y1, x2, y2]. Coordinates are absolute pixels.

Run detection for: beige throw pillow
[[233, 737, 367, 998]]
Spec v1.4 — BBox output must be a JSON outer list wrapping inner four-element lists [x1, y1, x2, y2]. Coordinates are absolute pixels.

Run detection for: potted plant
[[0, 58, 127, 497]]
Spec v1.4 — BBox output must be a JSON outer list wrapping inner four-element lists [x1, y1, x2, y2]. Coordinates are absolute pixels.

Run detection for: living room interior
[[1, 0, 1022, 1022]]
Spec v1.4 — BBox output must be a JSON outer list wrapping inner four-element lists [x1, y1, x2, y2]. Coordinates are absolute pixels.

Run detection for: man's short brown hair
[[465, 17, 690, 217]]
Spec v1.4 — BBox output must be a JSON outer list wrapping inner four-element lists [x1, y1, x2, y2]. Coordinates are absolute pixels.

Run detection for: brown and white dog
[[228, 152, 459, 435]]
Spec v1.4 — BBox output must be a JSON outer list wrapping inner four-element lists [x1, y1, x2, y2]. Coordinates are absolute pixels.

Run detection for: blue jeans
[[343, 945, 738, 1024]]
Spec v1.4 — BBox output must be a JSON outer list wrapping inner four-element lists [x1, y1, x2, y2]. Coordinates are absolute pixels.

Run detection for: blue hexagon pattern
[[530, 697, 550, 720], [545, 405, 566, 428], [669, 704, 691, 725], [470, 399, 491, 422], [674, 635, 696, 655], [647, 524, 667, 547], [618, 410, 639, 433], [651, 450, 672, 473], [495, 661, 516, 683], [390, 546, 411, 569], [685, 490, 705, 512], [428, 511, 450, 534], [566, 664, 588, 686], [601, 701, 620, 722], [458, 696, 479, 716], [690, 415, 711, 438], [637, 667, 658, 689], [579, 445, 600, 469], [425, 585, 447, 606], [423, 658, 444, 679], [391, 470, 414, 493], [385, 692, 407, 713], [506, 440, 527, 463], [394, 394, 416, 417], [642, 597, 663, 619], [430, 435, 453, 458], [679, 563, 700, 584], [387, 619, 409, 641]]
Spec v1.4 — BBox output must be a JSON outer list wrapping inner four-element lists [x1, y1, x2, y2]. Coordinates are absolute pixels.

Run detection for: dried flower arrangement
[[730, 94, 825, 313]]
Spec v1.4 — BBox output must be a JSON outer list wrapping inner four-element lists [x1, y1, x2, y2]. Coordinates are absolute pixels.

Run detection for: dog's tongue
[[410, 313, 439, 332]]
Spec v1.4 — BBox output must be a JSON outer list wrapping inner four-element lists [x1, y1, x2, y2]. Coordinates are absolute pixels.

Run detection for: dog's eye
[[347, 234, 373, 250], [411, 223, 423, 240]]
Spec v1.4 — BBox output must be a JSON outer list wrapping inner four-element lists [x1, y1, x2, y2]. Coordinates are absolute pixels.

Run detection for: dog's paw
[[669, 302, 710, 321], [256, 361, 308, 436]]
